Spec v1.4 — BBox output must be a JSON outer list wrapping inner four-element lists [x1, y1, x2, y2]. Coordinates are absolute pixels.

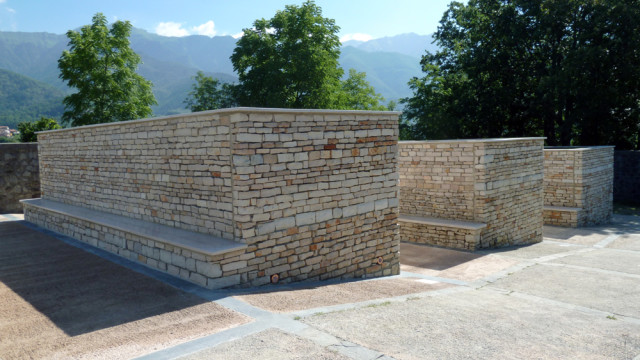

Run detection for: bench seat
[[399, 214, 487, 251], [21, 198, 246, 256], [543, 205, 583, 228]]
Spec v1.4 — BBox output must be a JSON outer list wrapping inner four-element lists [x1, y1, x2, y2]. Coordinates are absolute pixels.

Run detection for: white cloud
[[191, 20, 216, 37], [232, 32, 244, 39], [155, 22, 189, 37], [340, 33, 373, 43], [7, 7, 16, 14], [0, 0, 6, 4]]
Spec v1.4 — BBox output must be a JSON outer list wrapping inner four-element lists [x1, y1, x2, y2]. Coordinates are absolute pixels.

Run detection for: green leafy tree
[[335, 69, 386, 110], [231, 1, 343, 108], [17, 117, 62, 142], [403, 0, 640, 149], [58, 13, 157, 127], [184, 71, 236, 112]]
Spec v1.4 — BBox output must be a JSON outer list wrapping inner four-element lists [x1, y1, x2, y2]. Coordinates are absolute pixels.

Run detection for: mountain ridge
[[0, 29, 431, 125]]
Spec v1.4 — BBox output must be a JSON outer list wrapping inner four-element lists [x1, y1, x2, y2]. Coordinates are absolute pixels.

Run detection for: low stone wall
[[26, 108, 400, 288], [398, 138, 545, 250], [0, 143, 40, 213], [614, 151, 640, 206], [543, 147, 614, 227]]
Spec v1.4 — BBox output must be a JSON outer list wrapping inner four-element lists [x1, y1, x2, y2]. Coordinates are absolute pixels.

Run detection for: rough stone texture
[[543, 147, 614, 227], [398, 138, 545, 250], [400, 220, 482, 250], [0, 143, 40, 213], [613, 150, 640, 206], [25, 108, 400, 288]]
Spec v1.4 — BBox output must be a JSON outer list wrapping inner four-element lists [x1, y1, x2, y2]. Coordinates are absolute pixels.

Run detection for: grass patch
[[366, 301, 392, 308], [607, 315, 617, 320]]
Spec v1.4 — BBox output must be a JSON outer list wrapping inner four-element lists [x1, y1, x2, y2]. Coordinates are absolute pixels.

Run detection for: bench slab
[[21, 198, 246, 256]]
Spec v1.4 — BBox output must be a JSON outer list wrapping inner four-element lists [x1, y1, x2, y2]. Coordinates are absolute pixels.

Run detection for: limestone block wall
[[38, 113, 235, 239], [614, 151, 640, 206], [0, 143, 40, 213], [543, 146, 614, 227], [30, 108, 400, 287], [399, 138, 545, 249]]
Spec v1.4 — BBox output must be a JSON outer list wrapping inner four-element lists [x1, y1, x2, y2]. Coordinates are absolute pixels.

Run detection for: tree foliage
[[17, 117, 62, 142], [403, 0, 640, 149], [184, 71, 236, 112], [231, 1, 343, 108], [335, 69, 386, 110], [58, 13, 157, 127]]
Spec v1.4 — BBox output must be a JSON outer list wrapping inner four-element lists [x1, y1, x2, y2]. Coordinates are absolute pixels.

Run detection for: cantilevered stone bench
[[399, 214, 487, 251], [21, 198, 247, 288], [542, 205, 583, 227]]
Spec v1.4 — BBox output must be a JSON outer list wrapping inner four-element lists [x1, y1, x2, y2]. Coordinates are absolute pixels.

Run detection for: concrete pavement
[[1, 213, 639, 359]]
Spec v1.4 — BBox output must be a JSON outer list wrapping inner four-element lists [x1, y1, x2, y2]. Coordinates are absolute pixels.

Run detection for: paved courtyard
[[1, 212, 639, 359]]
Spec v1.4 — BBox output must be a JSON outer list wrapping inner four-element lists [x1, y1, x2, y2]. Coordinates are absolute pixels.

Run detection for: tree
[[403, 0, 640, 149], [335, 69, 386, 111], [17, 117, 62, 142], [184, 71, 236, 112], [231, 1, 343, 108], [58, 13, 157, 127]]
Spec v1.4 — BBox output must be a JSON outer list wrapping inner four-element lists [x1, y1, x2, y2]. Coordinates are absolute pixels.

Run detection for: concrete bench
[[543, 205, 582, 228], [21, 198, 246, 257], [399, 214, 487, 251]]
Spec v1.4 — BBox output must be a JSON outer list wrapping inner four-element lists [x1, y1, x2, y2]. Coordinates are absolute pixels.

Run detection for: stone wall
[[614, 151, 640, 206], [543, 147, 614, 227], [398, 138, 544, 250], [0, 143, 40, 213], [27, 108, 400, 288]]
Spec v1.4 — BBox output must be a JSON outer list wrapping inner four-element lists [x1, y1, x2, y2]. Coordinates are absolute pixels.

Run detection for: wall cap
[[37, 107, 401, 135], [400, 137, 545, 144]]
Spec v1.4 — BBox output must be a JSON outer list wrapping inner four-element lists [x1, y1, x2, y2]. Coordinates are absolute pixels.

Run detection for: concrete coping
[[36, 107, 401, 135], [20, 198, 247, 256], [543, 205, 583, 212], [545, 146, 615, 151], [398, 214, 487, 231], [400, 137, 545, 144]]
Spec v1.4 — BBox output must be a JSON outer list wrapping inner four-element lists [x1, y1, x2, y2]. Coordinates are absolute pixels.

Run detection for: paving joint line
[[539, 262, 640, 280], [594, 234, 622, 248], [481, 286, 640, 326]]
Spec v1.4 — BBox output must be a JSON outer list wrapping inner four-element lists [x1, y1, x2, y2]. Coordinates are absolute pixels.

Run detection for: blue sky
[[0, 0, 456, 41]]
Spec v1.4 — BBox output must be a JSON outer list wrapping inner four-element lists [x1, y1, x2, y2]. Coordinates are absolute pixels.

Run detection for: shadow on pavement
[[0, 221, 209, 337]]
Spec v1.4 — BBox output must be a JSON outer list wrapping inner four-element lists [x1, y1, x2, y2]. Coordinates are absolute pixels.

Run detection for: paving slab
[[607, 234, 640, 251], [177, 328, 350, 360], [543, 227, 611, 246], [400, 242, 521, 281], [0, 222, 251, 360], [302, 288, 640, 360], [550, 248, 640, 275], [235, 277, 454, 312], [483, 241, 580, 260], [491, 263, 640, 318]]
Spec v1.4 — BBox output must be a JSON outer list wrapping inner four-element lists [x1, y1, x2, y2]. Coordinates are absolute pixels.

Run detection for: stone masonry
[[543, 147, 614, 227], [398, 138, 545, 250], [23, 108, 400, 289], [0, 143, 40, 213]]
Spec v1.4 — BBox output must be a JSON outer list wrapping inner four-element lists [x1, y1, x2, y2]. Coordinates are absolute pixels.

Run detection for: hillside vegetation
[[0, 68, 64, 129], [0, 28, 425, 126]]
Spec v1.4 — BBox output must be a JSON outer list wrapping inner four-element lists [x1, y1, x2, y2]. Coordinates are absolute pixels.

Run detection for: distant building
[[0, 126, 11, 137]]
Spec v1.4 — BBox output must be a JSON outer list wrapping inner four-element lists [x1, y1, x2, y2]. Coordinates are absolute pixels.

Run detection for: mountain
[[340, 46, 422, 102], [0, 29, 430, 119], [342, 33, 438, 59], [0, 68, 65, 129]]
